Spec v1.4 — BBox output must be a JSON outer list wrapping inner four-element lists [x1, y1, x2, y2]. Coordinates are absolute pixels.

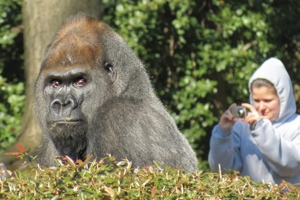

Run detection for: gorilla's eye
[[104, 62, 113, 72], [51, 79, 62, 88], [74, 78, 87, 87]]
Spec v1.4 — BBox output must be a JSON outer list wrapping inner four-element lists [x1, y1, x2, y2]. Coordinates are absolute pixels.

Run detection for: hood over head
[[248, 57, 295, 126]]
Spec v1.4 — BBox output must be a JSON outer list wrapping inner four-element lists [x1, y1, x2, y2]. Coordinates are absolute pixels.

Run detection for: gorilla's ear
[[104, 62, 117, 82]]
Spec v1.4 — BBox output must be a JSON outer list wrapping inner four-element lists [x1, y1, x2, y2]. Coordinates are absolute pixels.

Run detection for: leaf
[[64, 156, 76, 169], [151, 186, 157, 198], [103, 186, 115, 197], [76, 154, 93, 168], [16, 143, 25, 152]]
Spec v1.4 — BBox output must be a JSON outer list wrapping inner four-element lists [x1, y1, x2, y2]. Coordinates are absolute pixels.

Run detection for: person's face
[[252, 86, 280, 121]]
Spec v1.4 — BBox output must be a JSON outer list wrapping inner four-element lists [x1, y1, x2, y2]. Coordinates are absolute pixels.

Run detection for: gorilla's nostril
[[52, 101, 61, 110], [64, 99, 71, 106], [65, 95, 78, 108], [50, 99, 63, 114]]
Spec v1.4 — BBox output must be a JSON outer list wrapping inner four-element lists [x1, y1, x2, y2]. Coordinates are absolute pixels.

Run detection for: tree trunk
[[0, 0, 102, 169]]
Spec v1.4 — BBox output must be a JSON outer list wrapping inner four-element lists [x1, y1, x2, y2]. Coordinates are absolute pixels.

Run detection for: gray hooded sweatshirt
[[208, 58, 300, 184]]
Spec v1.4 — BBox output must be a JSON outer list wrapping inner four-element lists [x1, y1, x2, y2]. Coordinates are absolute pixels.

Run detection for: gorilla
[[34, 13, 198, 172]]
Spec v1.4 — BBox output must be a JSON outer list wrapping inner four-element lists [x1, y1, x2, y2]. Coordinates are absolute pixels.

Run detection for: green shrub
[[0, 156, 299, 199]]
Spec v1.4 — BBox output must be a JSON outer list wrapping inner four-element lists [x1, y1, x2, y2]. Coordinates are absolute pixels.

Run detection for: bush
[[0, 156, 299, 199]]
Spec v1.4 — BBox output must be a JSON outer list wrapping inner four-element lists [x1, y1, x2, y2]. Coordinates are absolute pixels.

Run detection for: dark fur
[[34, 14, 198, 172]]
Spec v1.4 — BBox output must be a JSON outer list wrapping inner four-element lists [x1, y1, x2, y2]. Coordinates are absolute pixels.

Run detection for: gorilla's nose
[[50, 94, 78, 116]]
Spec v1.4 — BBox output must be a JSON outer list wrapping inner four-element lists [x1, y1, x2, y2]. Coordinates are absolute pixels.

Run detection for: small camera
[[230, 106, 248, 118]]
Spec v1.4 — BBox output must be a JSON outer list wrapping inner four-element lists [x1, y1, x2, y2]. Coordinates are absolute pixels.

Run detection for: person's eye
[[51, 79, 62, 88], [265, 100, 272, 103]]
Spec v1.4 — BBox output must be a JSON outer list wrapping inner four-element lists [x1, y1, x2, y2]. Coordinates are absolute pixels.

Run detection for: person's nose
[[258, 101, 266, 110]]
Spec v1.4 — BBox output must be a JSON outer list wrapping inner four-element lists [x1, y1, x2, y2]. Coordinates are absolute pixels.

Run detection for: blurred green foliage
[[1, 0, 300, 171], [0, 0, 24, 153]]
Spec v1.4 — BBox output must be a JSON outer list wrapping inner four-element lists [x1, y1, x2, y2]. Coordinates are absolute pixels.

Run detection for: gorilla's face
[[35, 33, 112, 140], [34, 16, 126, 145], [43, 66, 91, 137]]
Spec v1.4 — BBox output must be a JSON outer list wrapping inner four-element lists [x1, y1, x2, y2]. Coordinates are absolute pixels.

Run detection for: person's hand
[[219, 103, 239, 131], [241, 103, 262, 126]]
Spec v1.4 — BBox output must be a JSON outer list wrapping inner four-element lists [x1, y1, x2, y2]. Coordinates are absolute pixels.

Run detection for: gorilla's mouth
[[47, 119, 84, 124]]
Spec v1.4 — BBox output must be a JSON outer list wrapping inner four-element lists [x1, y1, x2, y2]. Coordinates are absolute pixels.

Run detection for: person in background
[[208, 57, 300, 184]]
